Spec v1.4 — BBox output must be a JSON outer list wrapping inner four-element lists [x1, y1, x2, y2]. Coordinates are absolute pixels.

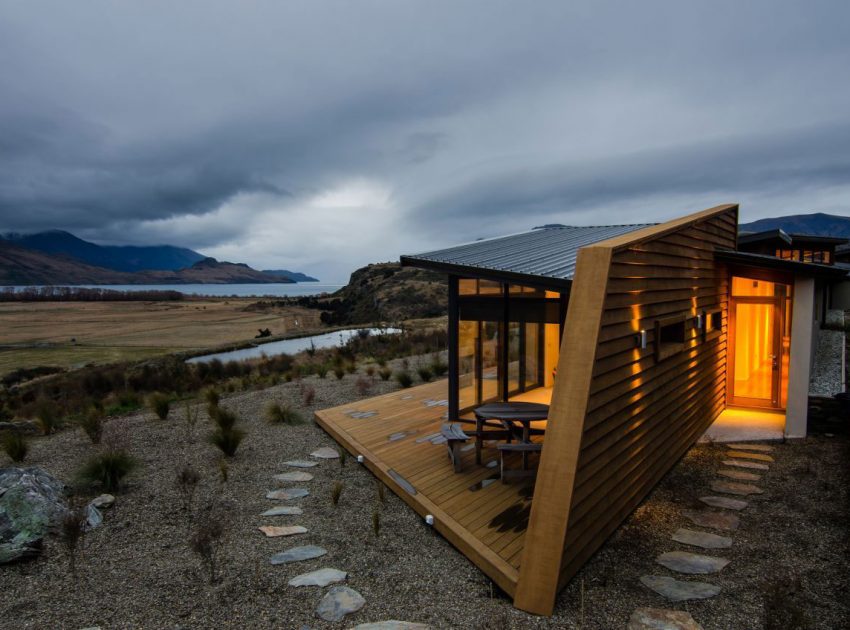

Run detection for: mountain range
[[739, 212, 850, 237], [0, 230, 317, 285]]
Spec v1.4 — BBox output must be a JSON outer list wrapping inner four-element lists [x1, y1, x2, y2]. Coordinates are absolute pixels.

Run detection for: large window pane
[[458, 320, 478, 410], [481, 321, 501, 402]]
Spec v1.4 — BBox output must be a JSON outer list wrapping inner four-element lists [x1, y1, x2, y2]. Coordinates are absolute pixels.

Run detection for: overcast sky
[[2, 1, 849, 282]]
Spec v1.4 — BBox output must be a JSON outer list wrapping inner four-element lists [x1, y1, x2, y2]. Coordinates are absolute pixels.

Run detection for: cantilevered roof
[[401, 224, 653, 286]]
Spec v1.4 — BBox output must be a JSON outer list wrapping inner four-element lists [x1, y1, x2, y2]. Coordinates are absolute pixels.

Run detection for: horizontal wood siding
[[556, 206, 737, 588]]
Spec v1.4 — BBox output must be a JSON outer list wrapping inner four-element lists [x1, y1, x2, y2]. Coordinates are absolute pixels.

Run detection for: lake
[[5, 283, 344, 297], [187, 327, 402, 364]]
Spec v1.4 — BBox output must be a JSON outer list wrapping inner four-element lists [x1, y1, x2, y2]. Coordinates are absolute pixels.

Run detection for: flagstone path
[[257, 444, 425, 625], [632, 440, 777, 628]]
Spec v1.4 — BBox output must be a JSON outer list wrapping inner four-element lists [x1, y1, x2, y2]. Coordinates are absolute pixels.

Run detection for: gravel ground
[[2, 363, 848, 629], [809, 314, 845, 397]]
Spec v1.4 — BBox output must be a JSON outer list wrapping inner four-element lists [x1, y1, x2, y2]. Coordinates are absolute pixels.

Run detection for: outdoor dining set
[[440, 401, 549, 482]]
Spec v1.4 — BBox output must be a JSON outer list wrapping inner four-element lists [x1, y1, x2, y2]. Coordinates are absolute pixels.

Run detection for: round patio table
[[473, 402, 549, 465]]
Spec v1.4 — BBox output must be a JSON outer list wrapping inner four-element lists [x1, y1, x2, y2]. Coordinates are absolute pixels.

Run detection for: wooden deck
[[314, 380, 538, 596]]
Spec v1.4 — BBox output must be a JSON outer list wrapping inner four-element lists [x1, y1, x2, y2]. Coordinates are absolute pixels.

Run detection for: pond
[[186, 327, 402, 364]]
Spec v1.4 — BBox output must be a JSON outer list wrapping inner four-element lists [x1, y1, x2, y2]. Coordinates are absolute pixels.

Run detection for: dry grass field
[[0, 299, 323, 376]]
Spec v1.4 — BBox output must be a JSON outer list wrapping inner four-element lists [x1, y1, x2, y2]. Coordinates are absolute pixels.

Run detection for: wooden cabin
[[315, 204, 847, 615]]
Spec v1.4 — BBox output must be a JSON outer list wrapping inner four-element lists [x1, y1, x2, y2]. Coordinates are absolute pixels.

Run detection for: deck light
[[425, 514, 435, 526], [356, 455, 364, 463]]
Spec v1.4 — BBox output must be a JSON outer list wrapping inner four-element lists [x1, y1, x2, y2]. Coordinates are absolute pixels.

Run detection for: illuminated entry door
[[729, 277, 790, 409]]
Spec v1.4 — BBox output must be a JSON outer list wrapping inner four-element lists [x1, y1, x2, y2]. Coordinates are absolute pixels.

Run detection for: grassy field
[[0, 299, 323, 376]]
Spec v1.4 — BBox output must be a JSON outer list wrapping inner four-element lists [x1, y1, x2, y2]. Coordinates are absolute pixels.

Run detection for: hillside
[[0, 240, 138, 284], [317, 262, 447, 324], [0, 243, 292, 285], [2, 230, 205, 272], [740, 212, 850, 237], [262, 269, 319, 282]]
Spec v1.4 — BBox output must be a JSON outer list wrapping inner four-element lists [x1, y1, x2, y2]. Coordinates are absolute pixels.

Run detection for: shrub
[[209, 406, 238, 432], [265, 402, 304, 425], [77, 449, 138, 492], [2, 431, 28, 463], [79, 408, 104, 444], [333, 367, 345, 380], [301, 385, 316, 406], [35, 399, 60, 435], [148, 392, 170, 420], [59, 505, 86, 579], [176, 464, 201, 517], [204, 388, 220, 407], [208, 426, 245, 457], [184, 402, 199, 442], [355, 376, 372, 396], [379, 367, 392, 381], [345, 362, 357, 374], [331, 480, 343, 506], [315, 364, 329, 379], [416, 366, 433, 383], [365, 365, 376, 378], [430, 359, 448, 377], [190, 506, 226, 584], [395, 371, 413, 388]]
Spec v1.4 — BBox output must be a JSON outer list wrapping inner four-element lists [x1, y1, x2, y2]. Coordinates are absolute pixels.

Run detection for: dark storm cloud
[[415, 121, 850, 231], [0, 1, 849, 277]]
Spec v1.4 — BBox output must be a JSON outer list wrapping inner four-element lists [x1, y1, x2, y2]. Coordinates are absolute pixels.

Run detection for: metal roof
[[401, 224, 653, 284]]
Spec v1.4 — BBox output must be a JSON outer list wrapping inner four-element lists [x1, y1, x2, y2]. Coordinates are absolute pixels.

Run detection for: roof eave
[[400, 255, 573, 291]]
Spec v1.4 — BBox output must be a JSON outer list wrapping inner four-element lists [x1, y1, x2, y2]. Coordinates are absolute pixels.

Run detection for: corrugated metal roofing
[[402, 224, 653, 282]]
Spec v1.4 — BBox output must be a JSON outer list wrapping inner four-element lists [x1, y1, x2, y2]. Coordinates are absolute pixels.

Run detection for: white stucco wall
[[786, 277, 816, 438]]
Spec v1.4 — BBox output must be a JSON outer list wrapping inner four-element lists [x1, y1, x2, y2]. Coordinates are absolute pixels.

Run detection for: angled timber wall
[[515, 204, 738, 615]]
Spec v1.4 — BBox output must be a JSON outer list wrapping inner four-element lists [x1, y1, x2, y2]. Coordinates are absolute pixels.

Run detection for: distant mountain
[[0, 240, 139, 285], [262, 269, 319, 282], [0, 243, 293, 285], [739, 213, 850, 237], [1, 230, 205, 272]]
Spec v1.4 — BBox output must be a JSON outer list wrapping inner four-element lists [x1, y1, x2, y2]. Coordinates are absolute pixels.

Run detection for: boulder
[[0, 467, 67, 564]]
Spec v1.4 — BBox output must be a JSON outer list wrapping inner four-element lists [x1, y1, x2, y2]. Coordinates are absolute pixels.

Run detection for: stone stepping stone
[[311, 446, 340, 459], [270, 545, 327, 565], [728, 443, 774, 453], [671, 528, 733, 549], [351, 623, 430, 630], [288, 567, 347, 587], [640, 575, 721, 602], [723, 459, 769, 471], [258, 525, 307, 537], [274, 471, 314, 482], [316, 586, 366, 622], [717, 469, 761, 482], [628, 608, 703, 630], [699, 495, 748, 511], [726, 450, 774, 462], [266, 488, 309, 500], [711, 480, 764, 496], [656, 551, 730, 574], [262, 506, 304, 516], [682, 509, 739, 531], [284, 460, 318, 468]]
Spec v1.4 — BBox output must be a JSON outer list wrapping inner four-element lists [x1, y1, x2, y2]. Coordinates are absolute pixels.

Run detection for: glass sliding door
[[451, 277, 565, 416]]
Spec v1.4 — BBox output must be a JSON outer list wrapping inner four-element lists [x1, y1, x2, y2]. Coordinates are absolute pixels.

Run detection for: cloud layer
[[1, 1, 849, 281]]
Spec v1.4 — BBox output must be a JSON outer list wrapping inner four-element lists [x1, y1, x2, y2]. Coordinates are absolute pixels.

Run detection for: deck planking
[[314, 380, 535, 596]]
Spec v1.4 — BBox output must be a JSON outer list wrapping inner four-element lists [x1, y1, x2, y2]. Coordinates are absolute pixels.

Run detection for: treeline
[[1, 286, 184, 302]]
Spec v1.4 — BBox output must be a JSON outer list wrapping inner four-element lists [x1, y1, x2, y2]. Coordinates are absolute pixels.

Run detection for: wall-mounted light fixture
[[695, 314, 703, 330], [635, 329, 647, 349]]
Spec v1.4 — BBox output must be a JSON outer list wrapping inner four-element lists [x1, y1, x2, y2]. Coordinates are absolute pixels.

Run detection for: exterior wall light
[[695, 314, 703, 329], [636, 329, 647, 349]]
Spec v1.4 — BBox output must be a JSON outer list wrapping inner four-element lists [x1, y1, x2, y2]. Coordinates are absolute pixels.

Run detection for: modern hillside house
[[315, 204, 848, 615]]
